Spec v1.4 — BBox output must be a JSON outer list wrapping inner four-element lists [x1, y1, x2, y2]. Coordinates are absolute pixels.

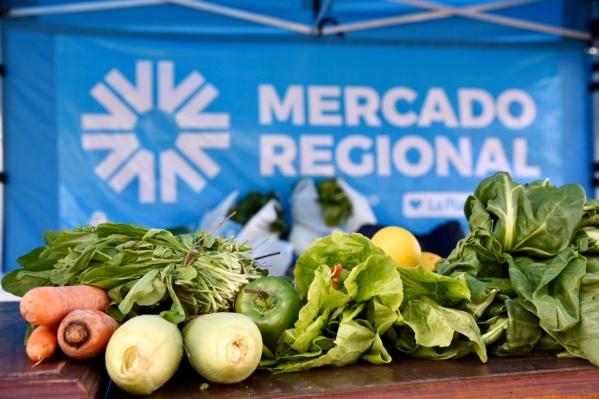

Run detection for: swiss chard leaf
[[493, 299, 543, 357], [540, 262, 599, 365], [507, 249, 586, 332], [434, 172, 599, 365], [580, 199, 599, 227], [435, 226, 506, 278], [472, 172, 586, 257]]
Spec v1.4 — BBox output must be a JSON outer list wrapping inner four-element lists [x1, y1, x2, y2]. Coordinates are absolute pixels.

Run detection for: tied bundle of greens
[[262, 232, 486, 373], [436, 172, 599, 366], [1, 222, 266, 324]]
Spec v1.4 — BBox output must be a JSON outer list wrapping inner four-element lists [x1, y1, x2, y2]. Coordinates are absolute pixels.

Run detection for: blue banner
[[56, 36, 589, 236]]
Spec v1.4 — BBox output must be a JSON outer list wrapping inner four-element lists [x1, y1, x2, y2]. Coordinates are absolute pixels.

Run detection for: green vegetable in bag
[[316, 178, 353, 227]]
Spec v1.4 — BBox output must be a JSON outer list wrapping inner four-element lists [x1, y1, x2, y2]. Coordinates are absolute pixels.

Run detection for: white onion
[[105, 315, 183, 395], [182, 312, 262, 384]]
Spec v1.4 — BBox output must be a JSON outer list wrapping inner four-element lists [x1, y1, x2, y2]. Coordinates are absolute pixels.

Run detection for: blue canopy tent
[[0, 0, 594, 273]]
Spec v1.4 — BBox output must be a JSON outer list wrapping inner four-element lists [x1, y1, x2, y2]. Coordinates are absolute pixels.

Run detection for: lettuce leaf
[[293, 231, 385, 299], [396, 296, 487, 361], [265, 232, 486, 372], [263, 232, 400, 373]]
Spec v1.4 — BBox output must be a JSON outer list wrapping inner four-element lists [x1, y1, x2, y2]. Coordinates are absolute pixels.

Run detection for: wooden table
[[3, 301, 599, 399]]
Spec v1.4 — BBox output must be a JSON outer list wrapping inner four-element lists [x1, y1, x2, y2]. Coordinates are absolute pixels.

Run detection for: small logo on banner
[[81, 60, 230, 203], [403, 192, 470, 218]]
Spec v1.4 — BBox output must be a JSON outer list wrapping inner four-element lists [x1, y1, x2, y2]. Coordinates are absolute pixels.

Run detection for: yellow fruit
[[420, 251, 442, 271], [371, 226, 421, 267]]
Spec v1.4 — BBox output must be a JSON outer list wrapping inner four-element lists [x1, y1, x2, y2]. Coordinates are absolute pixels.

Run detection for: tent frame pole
[[167, 0, 313, 34], [6, 0, 164, 17], [320, 0, 530, 34], [3, 0, 591, 41], [390, 0, 591, 41]]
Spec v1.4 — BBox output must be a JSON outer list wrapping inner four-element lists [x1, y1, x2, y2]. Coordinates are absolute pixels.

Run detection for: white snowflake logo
[[81, 60, 230, 203]]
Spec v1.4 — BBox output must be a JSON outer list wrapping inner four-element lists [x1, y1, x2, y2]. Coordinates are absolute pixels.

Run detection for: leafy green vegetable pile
[[261, 232, 486, 372], [436, 171, 599, 366], [262, 171, 599, 372], [1, 223, 265, 324], [4, 171, 599, 375]]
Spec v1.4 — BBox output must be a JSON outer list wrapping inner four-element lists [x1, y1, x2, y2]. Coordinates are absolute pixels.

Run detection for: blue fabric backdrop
[[1, 0, 593, 272]]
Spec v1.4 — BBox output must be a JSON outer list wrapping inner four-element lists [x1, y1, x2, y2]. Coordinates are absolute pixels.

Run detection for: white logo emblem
[[81, 60, 230, 203]]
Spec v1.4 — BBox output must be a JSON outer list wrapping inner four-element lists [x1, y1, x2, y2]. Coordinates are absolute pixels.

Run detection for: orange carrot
[[57, 309, 120, 360], [26, 324, 58, 366], [20, 285, 112, 326]]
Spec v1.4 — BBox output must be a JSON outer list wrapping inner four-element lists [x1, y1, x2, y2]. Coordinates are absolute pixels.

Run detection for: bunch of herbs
[[1, 222, 266, 324]]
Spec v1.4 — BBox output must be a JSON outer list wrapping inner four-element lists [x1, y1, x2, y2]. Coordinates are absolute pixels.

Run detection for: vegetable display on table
[[3, 171, 599, 396], [1, 222, 268, 394]]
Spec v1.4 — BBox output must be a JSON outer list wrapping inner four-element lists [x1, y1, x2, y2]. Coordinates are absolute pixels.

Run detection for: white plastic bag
[[197, 191, 242, 238], [288, 178, 377, 256], [337, 178, 377, 232], [237, 198, 281, 244], [250, 238, 295, 277], [197, 191, 295, 276]]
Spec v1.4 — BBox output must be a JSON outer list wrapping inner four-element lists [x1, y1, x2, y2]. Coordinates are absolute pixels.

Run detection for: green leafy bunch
[[436, 171, 599, 366], [262, 232, 486, 373], [1, 222, 266, 324]]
